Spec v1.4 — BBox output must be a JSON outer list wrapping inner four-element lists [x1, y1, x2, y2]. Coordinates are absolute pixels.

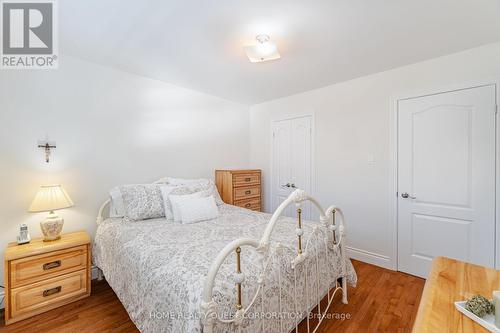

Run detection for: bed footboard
[[201, 189, 349, 333]]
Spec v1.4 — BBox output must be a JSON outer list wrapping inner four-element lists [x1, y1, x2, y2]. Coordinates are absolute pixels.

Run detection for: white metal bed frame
[[96, 179, 349, 333]]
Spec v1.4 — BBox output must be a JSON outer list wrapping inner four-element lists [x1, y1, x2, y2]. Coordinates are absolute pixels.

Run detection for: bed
[[93, 179, 357, 333]]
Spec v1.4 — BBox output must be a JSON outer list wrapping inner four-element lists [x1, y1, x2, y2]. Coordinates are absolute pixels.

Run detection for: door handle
[[281, 183, 291, 188], [290, 183, 296, 188], [401, 192, 416, 199]]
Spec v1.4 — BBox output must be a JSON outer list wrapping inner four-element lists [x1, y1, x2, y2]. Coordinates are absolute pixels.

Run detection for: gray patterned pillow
[[164, 179, 223, 204], [119, 184, 165, 221], [160, 180, 224, 220], [200, 179, 224, 206]]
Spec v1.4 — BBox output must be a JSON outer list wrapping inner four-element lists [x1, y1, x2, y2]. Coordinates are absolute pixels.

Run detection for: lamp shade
[[28, 184, 74, 213]]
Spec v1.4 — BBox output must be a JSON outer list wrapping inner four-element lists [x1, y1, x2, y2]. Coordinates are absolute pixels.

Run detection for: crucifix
[[37, 140, 57, 163]]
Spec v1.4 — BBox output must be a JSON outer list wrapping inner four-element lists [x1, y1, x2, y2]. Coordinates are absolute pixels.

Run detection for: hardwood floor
[[0, 260, 425, 333], [317, 260, 425, 332]]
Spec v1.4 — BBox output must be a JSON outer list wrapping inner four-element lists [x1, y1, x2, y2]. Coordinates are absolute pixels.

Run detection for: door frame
[[270, 112, 316, 216], [389, 79, 500, 271]]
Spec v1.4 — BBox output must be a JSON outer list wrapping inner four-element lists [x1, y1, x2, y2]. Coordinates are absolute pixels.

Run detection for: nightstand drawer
[[234, 197, 261, 211], [233, 173, 260, 187], [10, 269, 88, 319], [233, 185, 260, 201], [10, 245, 87, 288]]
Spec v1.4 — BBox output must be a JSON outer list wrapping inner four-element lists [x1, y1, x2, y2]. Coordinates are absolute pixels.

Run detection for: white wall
[[2, 42, 500, 289], [249, 42, 500, 269], [0, 55, 249, 286]]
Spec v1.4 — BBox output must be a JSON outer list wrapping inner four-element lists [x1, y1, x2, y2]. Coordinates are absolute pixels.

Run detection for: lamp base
[[43, 235, 61, 242], [40, 211, 64, 241]]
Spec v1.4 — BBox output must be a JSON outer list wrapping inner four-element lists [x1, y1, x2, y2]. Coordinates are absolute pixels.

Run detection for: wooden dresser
[[4, 231, 91, 325], [215, 169, 261, 211], [413, 256, 500, 333]]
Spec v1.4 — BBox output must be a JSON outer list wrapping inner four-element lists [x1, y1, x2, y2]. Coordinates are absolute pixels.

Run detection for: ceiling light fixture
[[244, 34, 280, 63]]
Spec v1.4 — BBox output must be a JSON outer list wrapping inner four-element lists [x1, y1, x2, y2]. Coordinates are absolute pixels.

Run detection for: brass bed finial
[[235, 246, 242, 310]]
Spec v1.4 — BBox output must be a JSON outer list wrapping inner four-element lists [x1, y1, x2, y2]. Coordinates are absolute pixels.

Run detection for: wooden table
[[413, 256, 500, 333]]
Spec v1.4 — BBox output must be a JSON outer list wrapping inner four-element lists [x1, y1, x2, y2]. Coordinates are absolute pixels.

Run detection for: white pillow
[[168, 191, 207, 222], [160, 181, 224, 219], [173, 195, 219, 224]]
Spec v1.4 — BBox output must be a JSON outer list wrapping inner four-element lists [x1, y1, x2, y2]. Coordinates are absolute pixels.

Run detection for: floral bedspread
[[93, 204, 357, 333]]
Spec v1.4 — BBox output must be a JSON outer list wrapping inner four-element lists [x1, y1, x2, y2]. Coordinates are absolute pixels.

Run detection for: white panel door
[[291, 117, 313, 219], [397, 85, 496, 278], [272, 116, 312, 218], [272, 119, 294, 217]]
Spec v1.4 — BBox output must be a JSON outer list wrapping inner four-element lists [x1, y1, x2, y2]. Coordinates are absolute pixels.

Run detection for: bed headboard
[[96, 177, 170, 224]]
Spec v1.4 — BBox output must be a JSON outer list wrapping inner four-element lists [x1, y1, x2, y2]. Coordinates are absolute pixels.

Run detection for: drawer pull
[[43, 260, 61, 270], [245, 190, 251, 195], [43, 286, 61, 297], [245, 203, 251, 208], [245, 177, 251, 182]]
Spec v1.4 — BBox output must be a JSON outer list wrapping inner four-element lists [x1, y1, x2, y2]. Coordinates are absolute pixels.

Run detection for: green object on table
[[465, 295, 494, 318]]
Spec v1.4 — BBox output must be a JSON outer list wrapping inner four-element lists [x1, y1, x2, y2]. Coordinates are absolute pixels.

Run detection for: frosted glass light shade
[[244, 35, 280, 63], [28, 184, 74, 213]]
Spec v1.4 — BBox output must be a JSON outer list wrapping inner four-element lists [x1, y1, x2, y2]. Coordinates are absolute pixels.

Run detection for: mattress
[[93, 204, 357, 333]]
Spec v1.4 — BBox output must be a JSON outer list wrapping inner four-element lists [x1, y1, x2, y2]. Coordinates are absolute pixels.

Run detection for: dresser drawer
[[233, 185, 260, 201], [10, 245, 88, 288], [10, 269, 88, 319], [234, 197, 261, 211], [233, 173, 260, 187]]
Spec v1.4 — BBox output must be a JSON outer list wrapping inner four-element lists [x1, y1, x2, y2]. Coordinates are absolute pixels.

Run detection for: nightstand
[[3, 231, 91, 325]]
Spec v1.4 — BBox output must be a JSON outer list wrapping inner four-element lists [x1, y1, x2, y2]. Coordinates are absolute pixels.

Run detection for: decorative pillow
[[174, 195, 219, 224], [118, 184, 165, 221], [156, 177, 170, 184], [206, 180, 224, 206], [169, 191, 208, 222], [160, 180, 223, 216], [165, 178, 223, 204], [109, 182, 168, 218], [161, 185, 215, 219]]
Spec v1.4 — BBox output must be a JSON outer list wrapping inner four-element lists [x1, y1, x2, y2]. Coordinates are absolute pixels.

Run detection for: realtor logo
[[1, 0, 57, 69]]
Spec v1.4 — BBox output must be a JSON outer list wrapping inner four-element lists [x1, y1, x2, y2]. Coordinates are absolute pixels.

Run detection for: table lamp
[[28, 184, 74, 241]]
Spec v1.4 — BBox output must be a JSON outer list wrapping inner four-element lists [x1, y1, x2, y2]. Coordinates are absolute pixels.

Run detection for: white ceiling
[[60, 0, 500, 105]]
